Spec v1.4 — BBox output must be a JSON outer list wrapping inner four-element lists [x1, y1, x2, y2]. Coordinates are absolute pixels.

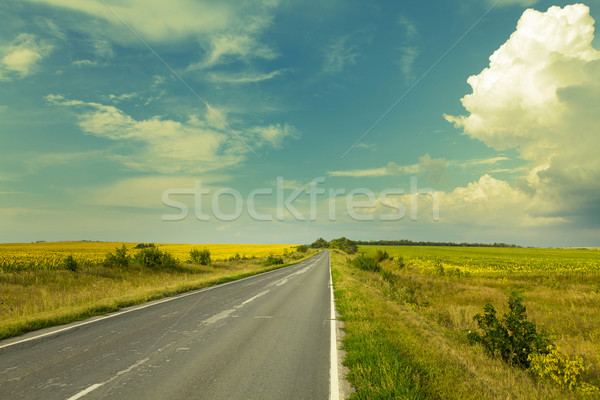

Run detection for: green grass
[[331, 247, 600, 399], [0, 251, 317, 340]]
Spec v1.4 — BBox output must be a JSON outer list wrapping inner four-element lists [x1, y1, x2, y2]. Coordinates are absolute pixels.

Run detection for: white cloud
[[44, 95, 297, 173], [354, 143, 375, 151], [328, 154, 445, 180], [397, 15, 417, 39], [463, 0, 539, 12], [103, 92, 139, 103], [207, 69, 285, 84], [152, 75, 166, 87], [328, 161, 419, 177], [445, 4, 600, 226], [191, 34, 277, 70], [343, 174, 563, 227], [395, 15, 419, 80], [398, 46, 419, 81], [328, 167, 388, 178], [437, 174, 563, 226], [247, 123, 297, 148], [22, 0, 233, 42], [323, 36, 361, 74], [0, 34, 52, 80], [491, 0, 539, 6], [419, 154, 447, 182], [446, 4, 599, 152], [328, 155, 511, 180], [91, 37, 114, 59], [465, 156, 509, 166], [45, 95, 294, 174], [71, 38, 114, 67], [24, 0, 278, 69], [72, 59, 97, 67]]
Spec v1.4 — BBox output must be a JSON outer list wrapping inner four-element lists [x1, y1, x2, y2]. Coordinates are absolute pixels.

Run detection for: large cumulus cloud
[[445, 4, 600, 227]]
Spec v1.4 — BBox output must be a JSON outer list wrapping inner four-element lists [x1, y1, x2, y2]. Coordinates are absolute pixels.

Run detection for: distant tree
[[134, 243, 155, 249], [354, 239, 520, 248], [310, 238, 329, 248], [330, 237, 358, 254]]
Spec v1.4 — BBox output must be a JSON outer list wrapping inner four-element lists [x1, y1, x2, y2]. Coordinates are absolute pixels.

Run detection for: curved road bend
[[0, 251, 335, 400]]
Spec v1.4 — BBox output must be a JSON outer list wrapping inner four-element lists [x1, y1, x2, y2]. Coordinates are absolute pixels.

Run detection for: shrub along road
[[0, 252, 336, 400]]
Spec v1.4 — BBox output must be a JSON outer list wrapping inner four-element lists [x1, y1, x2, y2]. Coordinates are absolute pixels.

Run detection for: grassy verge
[[0, 250, 317, 340], [331, 249, 600, 399]]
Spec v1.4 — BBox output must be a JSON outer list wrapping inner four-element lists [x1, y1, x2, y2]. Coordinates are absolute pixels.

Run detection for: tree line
[[354, 239, 520, 248]]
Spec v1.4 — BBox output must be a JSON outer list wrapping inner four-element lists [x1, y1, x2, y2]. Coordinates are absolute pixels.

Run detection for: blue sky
[[1, 0, 599, 246]]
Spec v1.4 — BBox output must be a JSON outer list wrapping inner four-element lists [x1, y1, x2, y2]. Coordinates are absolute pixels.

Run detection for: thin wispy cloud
[[322, 36, 361, 74], [207, 69, 286, 84]]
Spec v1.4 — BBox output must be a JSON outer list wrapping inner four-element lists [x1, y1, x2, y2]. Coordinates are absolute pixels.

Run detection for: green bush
[[350, 255, 381, 272], [380, 268, 398, 285], [296, 245, 309, 253], [62, 255, 78, 272], [159, 252, 179, 269], [134, 247, 178, 269], [467, 295, 551, 368], [395, 256, 406, 269], [102, 244, 131, 268], [435, 262, 445, 276], [374, 249, 389, 263], [228, 253, 241, 262], [264, 255, 284, 266], [189, 248, 211, 265]]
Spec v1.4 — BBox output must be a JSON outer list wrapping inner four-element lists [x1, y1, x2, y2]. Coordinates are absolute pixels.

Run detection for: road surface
[[0, 251, 338, 400]]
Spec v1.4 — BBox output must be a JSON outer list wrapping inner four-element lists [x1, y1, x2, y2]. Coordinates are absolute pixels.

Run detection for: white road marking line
[[202, 290, 270, 325], [66, 383, 103, 400], [270, 265, 312, 287], [0, 365, 18, 374], [0, 257, 318, 350], [160, 311, 180, 319], [241, 270, 290, 287], [114, 357, 149, 377], [240, 290, 269, 306], [66, 357, 149, 400], [275, 278, 289, 286], [202, 308, 236, 325], [329, 252, 340, 400]]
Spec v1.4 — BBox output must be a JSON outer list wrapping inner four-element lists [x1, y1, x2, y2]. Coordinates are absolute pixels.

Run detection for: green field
[[332, 246, 600, 399]]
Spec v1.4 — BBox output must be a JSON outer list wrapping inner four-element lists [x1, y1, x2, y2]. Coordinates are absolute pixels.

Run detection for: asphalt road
[[0, 251, 336, 400]]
